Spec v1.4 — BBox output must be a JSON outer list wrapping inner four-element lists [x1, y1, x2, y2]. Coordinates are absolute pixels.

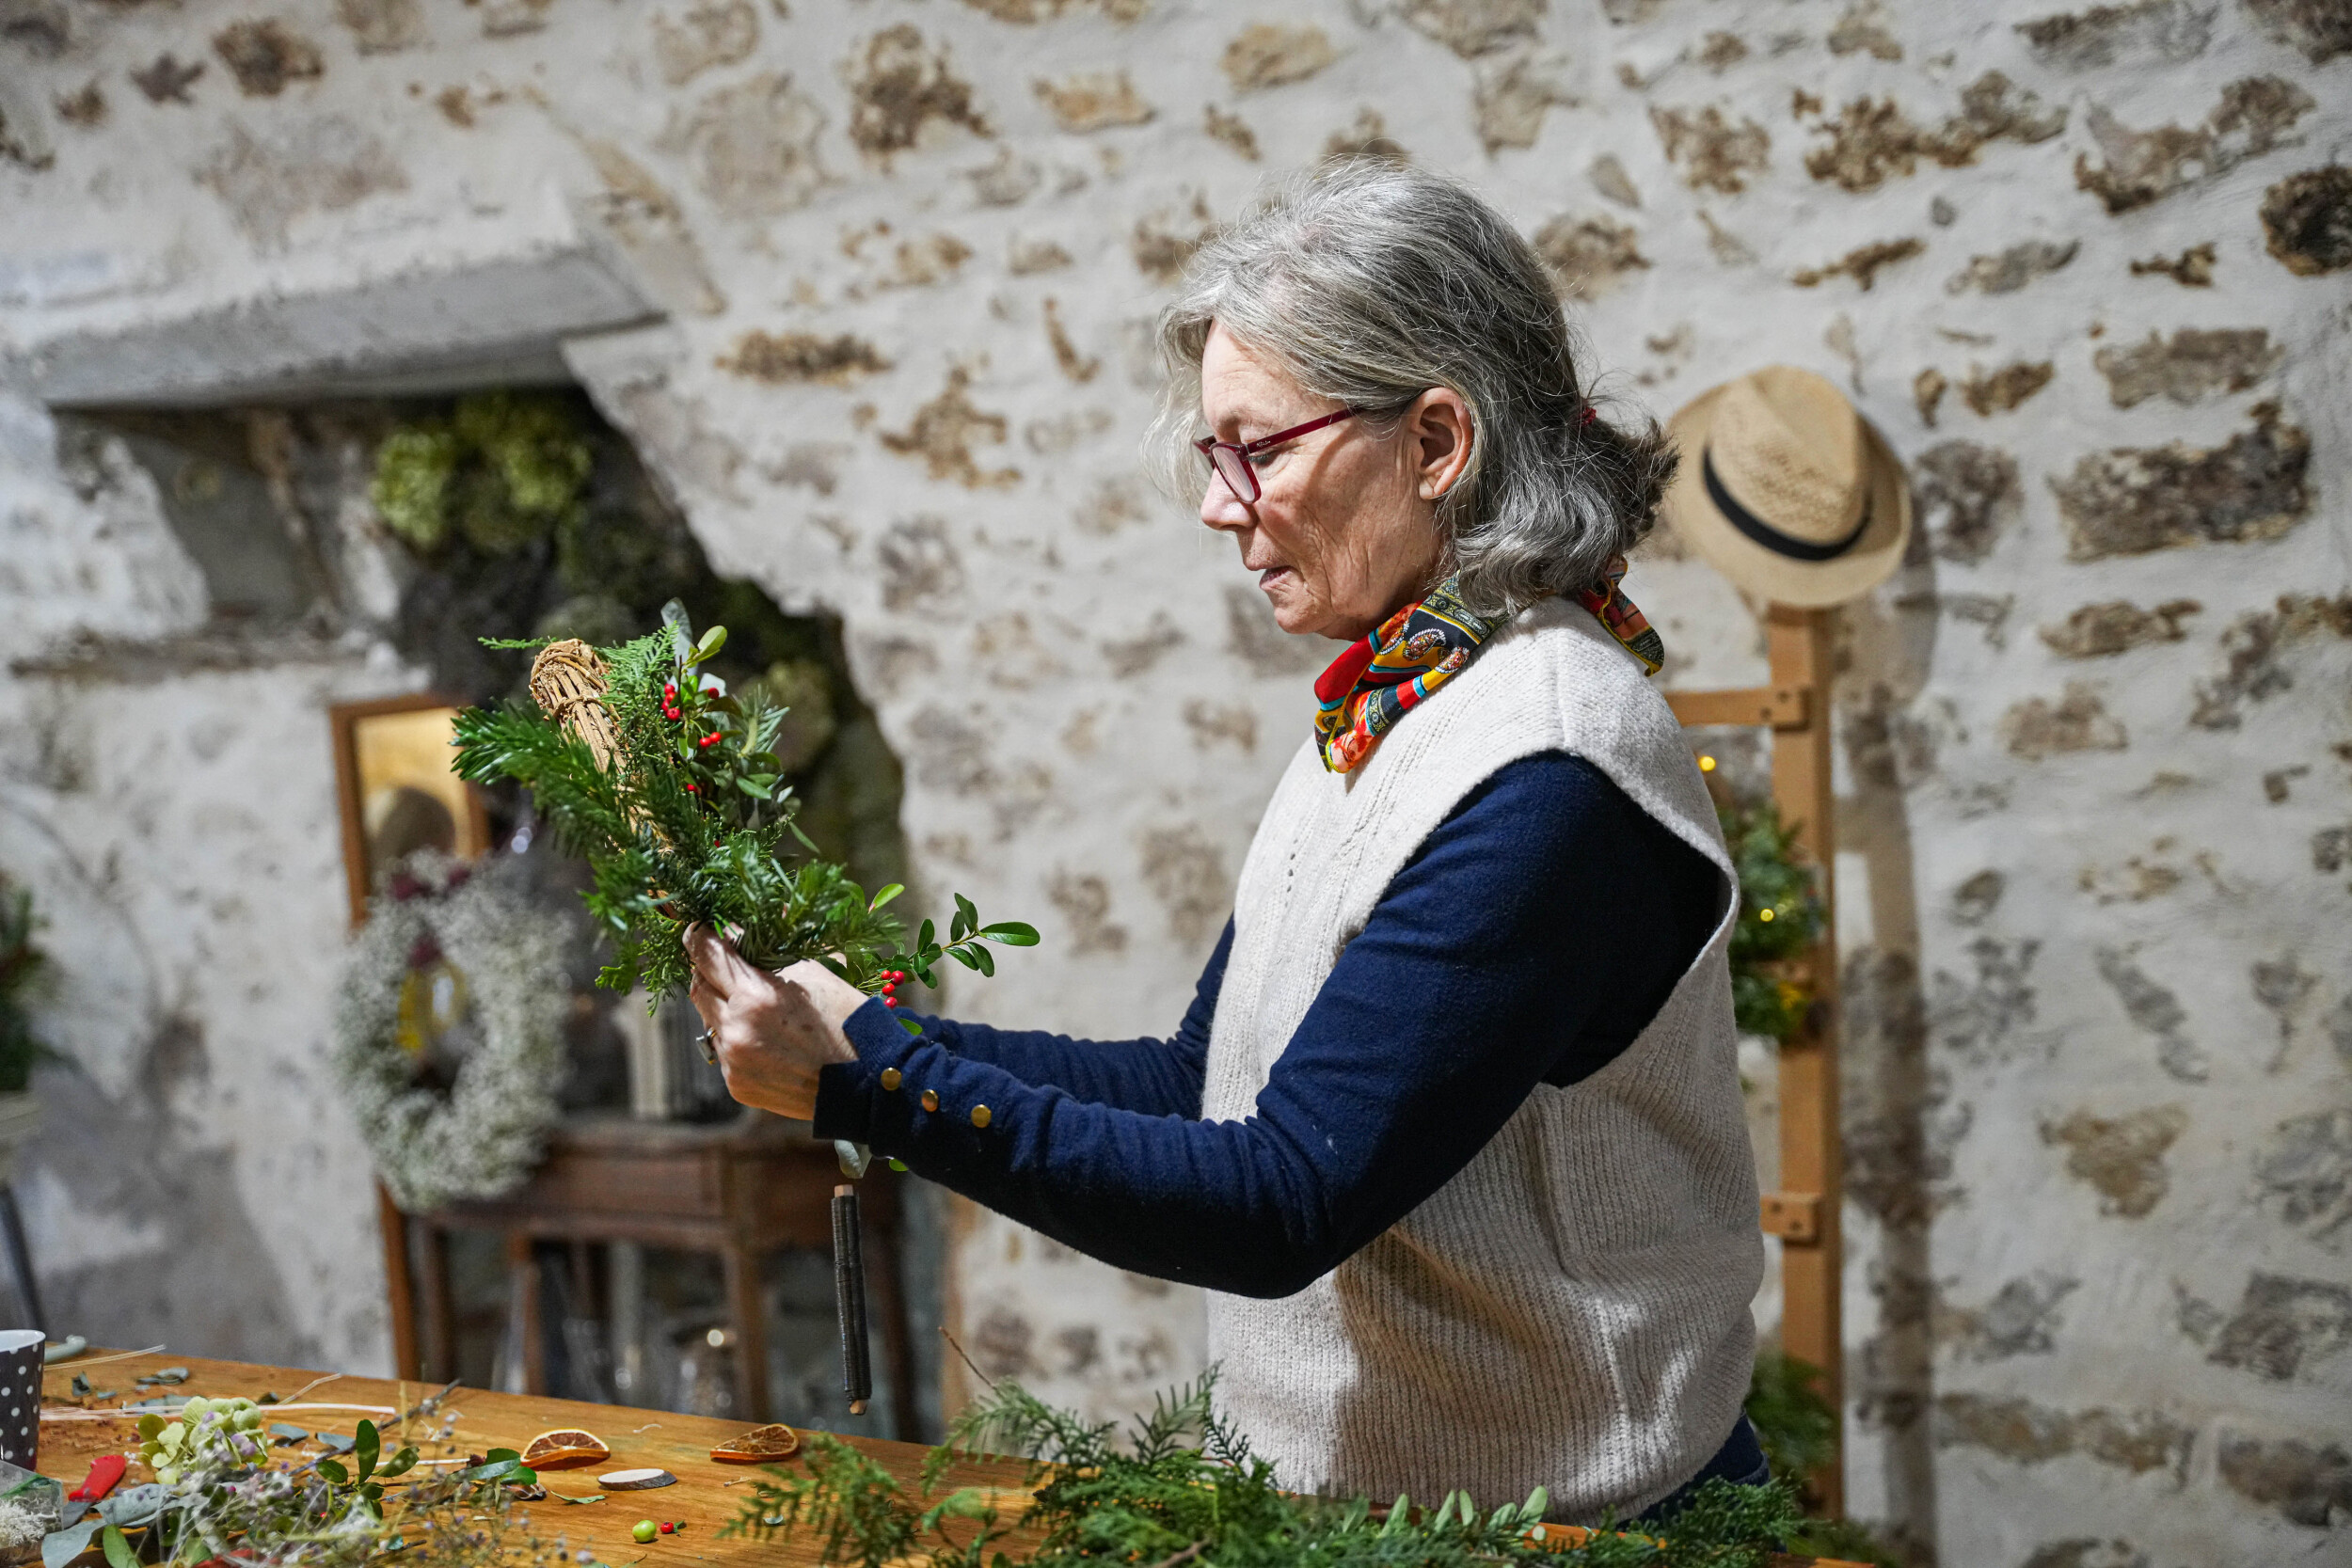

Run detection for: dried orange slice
[[709, 1423, 799, 1463], [521, 1428, 612, 1470]]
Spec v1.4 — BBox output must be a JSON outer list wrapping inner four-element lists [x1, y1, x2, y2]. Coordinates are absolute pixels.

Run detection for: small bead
[[969, 1104, 992, 1129], [879, 1068, 902, 1091], [919, 1089, 940, 1113]]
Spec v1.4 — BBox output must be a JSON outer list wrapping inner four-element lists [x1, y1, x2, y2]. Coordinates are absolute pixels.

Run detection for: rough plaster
[[1, 2, 2348, 1561]]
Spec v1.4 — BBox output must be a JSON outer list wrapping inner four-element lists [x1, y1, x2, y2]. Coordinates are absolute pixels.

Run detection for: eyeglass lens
[[1206, 445, 1257, 502]]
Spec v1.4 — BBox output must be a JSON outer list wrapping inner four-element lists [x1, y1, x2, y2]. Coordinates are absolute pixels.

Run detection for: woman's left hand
[[682, 925, 866, 1120]]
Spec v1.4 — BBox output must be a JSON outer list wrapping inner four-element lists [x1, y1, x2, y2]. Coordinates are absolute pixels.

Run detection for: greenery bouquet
[[452, 602, 1034, 1017]]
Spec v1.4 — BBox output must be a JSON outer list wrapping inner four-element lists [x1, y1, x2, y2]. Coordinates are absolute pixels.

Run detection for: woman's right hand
[[681, 926, 861, 1120]]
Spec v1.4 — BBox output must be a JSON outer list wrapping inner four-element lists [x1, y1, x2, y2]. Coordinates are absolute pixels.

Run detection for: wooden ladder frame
[[1664, 605, 1844, 1514]]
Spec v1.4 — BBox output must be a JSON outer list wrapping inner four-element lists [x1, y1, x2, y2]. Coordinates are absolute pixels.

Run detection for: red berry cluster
[[662, 681, 681, 721], [880, 970, 906, 1007]]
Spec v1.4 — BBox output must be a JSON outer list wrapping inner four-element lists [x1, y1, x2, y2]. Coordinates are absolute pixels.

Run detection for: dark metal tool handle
[[832, 1183, 871, 1416]]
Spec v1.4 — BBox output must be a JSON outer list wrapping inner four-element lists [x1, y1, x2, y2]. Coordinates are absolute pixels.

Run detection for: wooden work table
[[35, 1349, 1022, 1568], [34, 1350, 1850, 1567]]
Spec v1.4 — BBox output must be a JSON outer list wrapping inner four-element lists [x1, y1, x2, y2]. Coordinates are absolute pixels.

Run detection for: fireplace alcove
[[24, 247, 945, 1440]]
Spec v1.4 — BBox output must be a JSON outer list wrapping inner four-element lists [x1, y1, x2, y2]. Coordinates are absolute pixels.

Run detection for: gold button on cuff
[[970, 1104, 992, 1129], [880, 1068, 902, 1091], [920, 1089, 940, 1113]]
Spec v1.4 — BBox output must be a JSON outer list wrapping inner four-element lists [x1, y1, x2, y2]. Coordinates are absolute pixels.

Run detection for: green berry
[[631, 1521, 658, 1544]]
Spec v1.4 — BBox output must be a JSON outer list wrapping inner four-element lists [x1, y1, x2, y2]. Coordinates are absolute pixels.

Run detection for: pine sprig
[[453, 605, 1037, 1010], [726, 1377, 1805, 1568]]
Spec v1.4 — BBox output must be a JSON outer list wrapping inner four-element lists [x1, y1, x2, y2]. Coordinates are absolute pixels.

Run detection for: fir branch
[[1719, 799, 1826, 1043], [745, 1378, 1806, 1568]]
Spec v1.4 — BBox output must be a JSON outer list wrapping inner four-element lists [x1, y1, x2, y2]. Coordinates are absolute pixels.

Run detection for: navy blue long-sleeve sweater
[[812, 749, 1724, 1298]]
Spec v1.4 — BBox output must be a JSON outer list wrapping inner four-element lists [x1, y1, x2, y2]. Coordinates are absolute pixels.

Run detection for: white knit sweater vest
[[1201, 597, 1762, 1522]]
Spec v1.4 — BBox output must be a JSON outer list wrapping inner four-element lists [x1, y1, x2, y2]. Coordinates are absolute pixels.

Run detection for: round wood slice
[[596, 1468, 677, 1490]]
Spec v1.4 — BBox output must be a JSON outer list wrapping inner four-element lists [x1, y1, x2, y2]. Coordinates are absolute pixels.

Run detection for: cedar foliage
[[453, 607, 1032, 1006], [724, 1375, 1805, 1568]]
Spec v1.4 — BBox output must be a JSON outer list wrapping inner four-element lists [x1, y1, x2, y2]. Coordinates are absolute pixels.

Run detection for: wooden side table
[[382, 1110, 920, 1439]]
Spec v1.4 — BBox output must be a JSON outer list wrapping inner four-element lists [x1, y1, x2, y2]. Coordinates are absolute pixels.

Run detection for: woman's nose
[[1200, 474, 1252, 531]]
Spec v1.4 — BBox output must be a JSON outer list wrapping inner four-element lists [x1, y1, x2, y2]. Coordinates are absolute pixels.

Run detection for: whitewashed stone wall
[[3, 1, 2347, 1560]]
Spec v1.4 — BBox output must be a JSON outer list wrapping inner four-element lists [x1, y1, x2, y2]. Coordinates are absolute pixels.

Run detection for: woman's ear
[[1408, 388, 1475, 502]]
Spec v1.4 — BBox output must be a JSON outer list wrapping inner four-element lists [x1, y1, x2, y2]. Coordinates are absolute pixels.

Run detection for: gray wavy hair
[[1149, 163, 1677, 618]]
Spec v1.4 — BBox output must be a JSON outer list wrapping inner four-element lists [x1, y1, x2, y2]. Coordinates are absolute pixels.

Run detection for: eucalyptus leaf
[[42, 1518, 101, 1568], [95, 1486, 167, 1528]]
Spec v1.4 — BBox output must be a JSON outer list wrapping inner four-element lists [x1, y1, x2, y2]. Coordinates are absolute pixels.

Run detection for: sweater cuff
[[812, 997, 927, 1143]]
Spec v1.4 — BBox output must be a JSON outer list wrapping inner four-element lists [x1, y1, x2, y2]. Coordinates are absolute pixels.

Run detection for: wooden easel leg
[[376, 1183, 419, 1381], [722, 1244, 771, 1423], [1767, 606, 1845, 1517]]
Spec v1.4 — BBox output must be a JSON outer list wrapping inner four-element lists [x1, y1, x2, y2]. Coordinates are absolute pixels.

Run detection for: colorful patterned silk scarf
[[1311, 559, 1665, 774]]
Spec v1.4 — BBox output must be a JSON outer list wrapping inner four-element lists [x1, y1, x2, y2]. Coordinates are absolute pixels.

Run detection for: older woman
[[685, 164, 1766, 1523]]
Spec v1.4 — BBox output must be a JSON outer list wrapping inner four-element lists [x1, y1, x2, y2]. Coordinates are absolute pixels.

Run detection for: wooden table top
[[37, 1350, 1847, 1567], [37, 1349, 1036, 1568]]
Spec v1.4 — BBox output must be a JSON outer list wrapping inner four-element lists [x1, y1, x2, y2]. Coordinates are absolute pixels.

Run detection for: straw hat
[[1660, 365, 1911, 608]]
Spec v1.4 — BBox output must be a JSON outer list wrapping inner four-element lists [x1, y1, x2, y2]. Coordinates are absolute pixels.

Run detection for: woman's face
[[1196, 324, 1471, 642]]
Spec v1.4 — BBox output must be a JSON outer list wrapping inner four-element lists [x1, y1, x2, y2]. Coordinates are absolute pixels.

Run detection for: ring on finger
[[694, 1029, 718, 1066]]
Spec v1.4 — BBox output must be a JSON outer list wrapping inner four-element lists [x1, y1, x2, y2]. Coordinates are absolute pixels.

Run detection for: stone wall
[[2, 1, 2346, 1561]]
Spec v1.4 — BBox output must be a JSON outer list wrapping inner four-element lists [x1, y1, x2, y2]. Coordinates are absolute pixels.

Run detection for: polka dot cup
[[0, 1329, 40, 1468]]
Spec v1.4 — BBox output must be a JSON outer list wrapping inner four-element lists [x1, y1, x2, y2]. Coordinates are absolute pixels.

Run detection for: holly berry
[[882, 996, 898, 1007], [685, 783, 698, 793], [698, 733, 720, 749]]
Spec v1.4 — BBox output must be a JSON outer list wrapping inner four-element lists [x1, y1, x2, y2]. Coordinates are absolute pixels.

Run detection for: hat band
[[1702, 448, 1871, 563]]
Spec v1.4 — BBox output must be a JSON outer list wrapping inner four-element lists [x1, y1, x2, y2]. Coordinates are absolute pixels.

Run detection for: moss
[[371, 391, 592, 559]]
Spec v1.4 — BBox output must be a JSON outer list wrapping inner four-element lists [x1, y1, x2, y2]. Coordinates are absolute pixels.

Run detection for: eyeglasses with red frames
[[1194, 406, 1365, 504]]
